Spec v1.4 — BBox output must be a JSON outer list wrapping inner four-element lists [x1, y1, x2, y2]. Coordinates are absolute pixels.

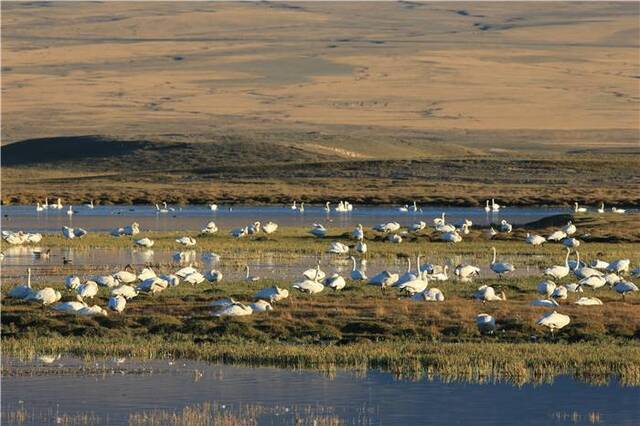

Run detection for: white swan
[[324, 273, 346, 291], [387, 234, 403, 244], [244, 265, 259, 282], [547, 230, 567, 242], [324, 201, 331, 213], [489, 247, 515, 278], [36, 202, 44, 212], [410, 221, 427, 232], [574, 202, 587, 213], [327, 241, 349, 254], [597, 202, 605, 214], [298, 202, 305, 213], [561, 221, 576, 235], [476, 313, 496, 334], [184, 271, 206, 285], [484, 200, 491, 213], [230, 226, 248, 238], [613, 281, 638, 300], [85, 200, 95, 209], [355, 241, 367, 254], [474, 285, 506, 302], [201, 221, 218, 234], [309, 224, 327, 238], [209, 203, 218, 211], [113, 266, 137, 284], [537, 280, 556, 297], [64, 275, 81, 290], [491, 199, 501, 212], [544, 248, 571, 280], [135, 237, 154, 248], [255, 286, 289, 303], [369, 270, 399, 289], [27, 287, 62, 306], [111, 285, 139, 300], [205, 269, 223, 283], [250, 300, 273, 313], [350, 256, 367, 281], [176, 236, 197, 246], [352, 224, 364, 241], [536, 311, 570, 333], [607, 259, 630, 274], [441, 230, 462, 243], [108, 295, 126, 313], [574, 297, 603, 306], [214, 302, 253, 317], [498, 219, 512, 233], [578, 275, 606, 290], [562, 238, 580, 249], [62, 226, 75, 239], [396, 257, 418, 286], [530, 299, 559, 308], [454, 264, 480, 282], [137, 277, 168, 294], [263, 221, 278, 235], [77, 281, 99, 299], [413, 287, 445, 302], [303, 262, 326, 281], [611, 207, 626, 214], [526, 233, 546, 246], [8, 269, 34, 299], [293, 265, 325, 294], [551, 286, 568, 300]]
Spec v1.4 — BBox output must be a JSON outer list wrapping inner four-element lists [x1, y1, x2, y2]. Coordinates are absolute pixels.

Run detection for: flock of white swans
[[4, 199, 638, 336]]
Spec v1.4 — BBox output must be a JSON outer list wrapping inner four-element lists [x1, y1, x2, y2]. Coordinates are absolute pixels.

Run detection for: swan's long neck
[[407, 258, 411, 273], [314, 264, 321, 281], [27, 268, 32, 288], [564, 249, 570, 268], [491, 248, 497, 264], [245, 266, 250, 278], [416, 255, 421, 276], [351, 257, 356, 271]]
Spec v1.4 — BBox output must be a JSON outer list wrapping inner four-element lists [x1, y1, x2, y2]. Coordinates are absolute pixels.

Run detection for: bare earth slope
[[1, 2, 638, 204]]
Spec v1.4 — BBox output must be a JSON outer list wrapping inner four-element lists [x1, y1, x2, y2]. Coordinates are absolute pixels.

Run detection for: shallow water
[[1, 204, 570, 233], [2, 357, 638, 425], [0, 245, 543, 284]]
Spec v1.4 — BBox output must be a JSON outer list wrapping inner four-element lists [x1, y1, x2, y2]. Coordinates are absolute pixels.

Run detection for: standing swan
[[544, 248, 571, 280], [574, 202, 587, 213], [244, 265, 259, 282], [350, 256, 367, 281], [489, 247, 515, 278]]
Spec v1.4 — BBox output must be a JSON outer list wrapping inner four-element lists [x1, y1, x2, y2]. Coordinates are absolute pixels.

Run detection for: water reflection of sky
[[0, 204, 571, 233], [2, 357, 638, 425]]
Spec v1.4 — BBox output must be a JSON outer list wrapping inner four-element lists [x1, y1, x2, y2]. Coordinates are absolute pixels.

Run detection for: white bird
[[108, 295, 127, 313], [8, 269, 34, 299], [396, 258, 418, 286], [324, 201, 331, 213], [398, 204, 409, 212], [537, 280, 557, 297], [441, 231, 462, 243], [474, 285, 507, 302], [487, 227, 498, 238], [209, 297, 237, 309], [491, 199, 501, 212], [244, 265, 259, 282], [160, 274, 180, 287], [454, 264, 480, 282], [398, 272, 429, 295], [611, 207, 626, 214], [176, 236, 196, 246], [498, 219, 512, 233], [135, 238, 154, 248], [374, 222, 401, 233], [77, 281, 99, 299], [476, 313, 496, 334], [74, 228, 88, 238], [209, 203, 218, 211], [62, 226, 75, 239], [430, 265, 449, 282], [85, 200, 95, 209], [202, 252, 221, 262], [355, 241, 368, 255], [352, 224, 364, 241], [291, 201, 298, 210], [572, 253, 603, 279], [368, 270, 399, 289], [387, 234, 403, 244], [201, 221, 218, 234], [184, 271, 206, 285], [607, 259, 630, 275], [255, 286, 289, 303], [578, 275, 607, 290], [526, 233, 546, 246], [561, 221, 577, 236], [613, 281, 638, 300], [214, 302, 253, 317], [113, 266, 137, 284], [536, 311, 571, 333], [94, 275, 118, 288], [137, 277, 168, 294], [248, 221, 261, 235], [590, 259, 610, 271], [250, 300, 273, 313], [410, 221, 427, 232], [78, 305, 108, 317], [137, 267, 156, 281], [205, 270, 223, 283], [53, 299, 87, 314], [36, 202, 45, 212], [604, 273, 621, 286], [544, 248, 571, 280], [421, 287, 445, 302], [230, 227, 248, 238], [597, 202, 605, 214], [562, 238, 580, 249], [530, 299, 559, 308], [489, 247, 515, 278], [28, 287, 62, 306], [263, 221, 278, 235], [293, 266, 325, 294], [327, 241, 349, 254], [551, 286, 568, 300], [66, 205, 74, 216], [111, 285, 139, 300], [309, 224, 327, 238], [565, 283, 584, 293], [303, 263, 326, 281], [64, 275, 81, 290], [175, 265, 198, 278], [574, 297, 603, 306], [574, 202, 587, 213], [324, 274, 346, 291], [547, 230, 567, 242], [350, 256, 367, 281]]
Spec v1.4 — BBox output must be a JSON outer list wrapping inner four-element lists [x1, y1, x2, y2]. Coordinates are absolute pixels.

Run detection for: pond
[[0, 204, 570, 233], [2, 357, 638, 425]]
